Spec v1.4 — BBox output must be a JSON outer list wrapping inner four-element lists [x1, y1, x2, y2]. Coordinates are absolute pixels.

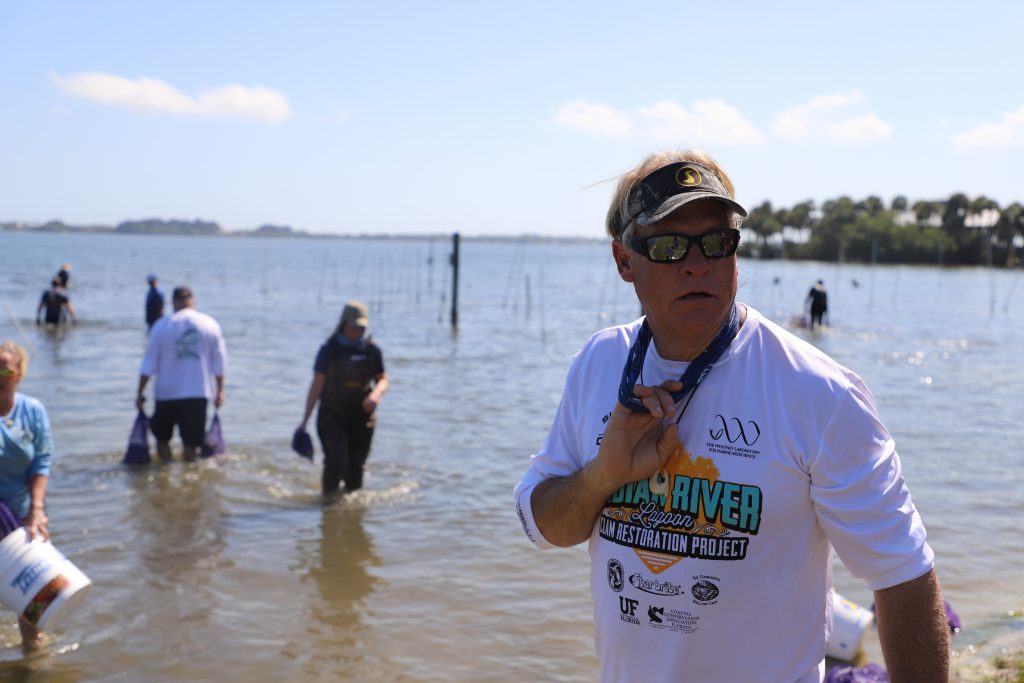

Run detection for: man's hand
[[23, 506, 49, 542], [215, 389, 225, 408], [588, 380, 683, 492], [135, 394, 145, 411]]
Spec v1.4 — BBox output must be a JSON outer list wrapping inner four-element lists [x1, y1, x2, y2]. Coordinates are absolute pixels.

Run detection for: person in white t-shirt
[[136, 286, 227, 462], [514, 150, 950, 682]]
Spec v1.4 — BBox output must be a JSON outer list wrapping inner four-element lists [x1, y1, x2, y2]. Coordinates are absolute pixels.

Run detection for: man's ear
[[611, 241, 634, 283]]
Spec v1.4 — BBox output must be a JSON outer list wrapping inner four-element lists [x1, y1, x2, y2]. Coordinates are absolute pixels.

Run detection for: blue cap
[[147, 273, 158, 282]]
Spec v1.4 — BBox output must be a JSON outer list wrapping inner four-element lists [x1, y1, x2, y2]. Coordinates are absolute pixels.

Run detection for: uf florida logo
[[710, 415, 761, 446]]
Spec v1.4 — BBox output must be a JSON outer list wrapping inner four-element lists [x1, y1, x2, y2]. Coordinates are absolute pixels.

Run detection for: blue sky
[[2, 1, 1022, 237]]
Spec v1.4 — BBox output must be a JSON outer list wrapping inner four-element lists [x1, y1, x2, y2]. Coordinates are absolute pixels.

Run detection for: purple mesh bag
[[825, 664, 889, 683], [199, 413, 226, 459], [945, 600, 961, 634], [123, 410, 151, 465], [0, 499, 22, 537]]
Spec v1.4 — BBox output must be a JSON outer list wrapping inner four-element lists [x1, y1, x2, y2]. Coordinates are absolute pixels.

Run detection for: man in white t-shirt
[[514, 150, 950, 682], [136, 286, 227, 462]]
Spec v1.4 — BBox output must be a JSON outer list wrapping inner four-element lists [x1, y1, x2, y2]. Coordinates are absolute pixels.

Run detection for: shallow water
[[1, 231, 1022, 680]]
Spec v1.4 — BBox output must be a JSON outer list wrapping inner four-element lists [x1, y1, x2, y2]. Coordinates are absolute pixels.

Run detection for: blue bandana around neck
[[617, 302, 740, 413], [336, 332, 364, 348]]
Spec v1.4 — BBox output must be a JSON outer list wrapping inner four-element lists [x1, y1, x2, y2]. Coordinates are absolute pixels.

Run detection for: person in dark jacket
[[145, 273, 165, 329], [806, 279, 828, 329], [298, 301, 388, 495], [36, 278, 77, 326]]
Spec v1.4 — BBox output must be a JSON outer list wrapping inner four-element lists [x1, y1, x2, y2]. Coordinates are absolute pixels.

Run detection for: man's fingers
[[633, 384, 678, 418], [657, 421, 681, 459]]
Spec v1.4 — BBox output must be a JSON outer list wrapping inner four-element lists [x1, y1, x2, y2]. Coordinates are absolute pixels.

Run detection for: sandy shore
[[950, 628, 1024, 683]]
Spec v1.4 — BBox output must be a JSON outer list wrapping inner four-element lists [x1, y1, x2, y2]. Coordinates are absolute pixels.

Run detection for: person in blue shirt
[[0, 340, 53, 649], [145, 274, 165, 330]]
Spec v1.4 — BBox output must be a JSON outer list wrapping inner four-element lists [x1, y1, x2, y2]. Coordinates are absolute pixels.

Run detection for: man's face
[[0, 352, 21, 392], [612, 199, 738, 356], [344, 324, 366, 341]]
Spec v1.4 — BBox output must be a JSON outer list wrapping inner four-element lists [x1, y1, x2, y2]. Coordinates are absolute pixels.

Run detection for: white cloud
[[552, 100, 632, 136], [551, 98, 762, 145], [772, 90, 892, 143], [950, 106, 1024, 149], [51, 71, 292, 124], [637, 99, 763, 145]]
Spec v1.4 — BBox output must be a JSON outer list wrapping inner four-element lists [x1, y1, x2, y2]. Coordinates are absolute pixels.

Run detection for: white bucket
[[0, 527, 92, 630], [826, 591, 874, 661]]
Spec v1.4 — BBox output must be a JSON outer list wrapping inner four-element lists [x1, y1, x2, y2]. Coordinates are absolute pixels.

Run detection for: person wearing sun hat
[[54, 263, 71, 289], [514, 149, 949, 681], [297, 300, 387, 495]]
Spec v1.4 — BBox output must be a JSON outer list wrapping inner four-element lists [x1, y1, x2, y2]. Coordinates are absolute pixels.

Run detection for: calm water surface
[[0, 232, 1022, 681]]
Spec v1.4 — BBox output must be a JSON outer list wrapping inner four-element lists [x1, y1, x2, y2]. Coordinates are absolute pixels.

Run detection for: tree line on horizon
[[739, 193, 1024, 268]]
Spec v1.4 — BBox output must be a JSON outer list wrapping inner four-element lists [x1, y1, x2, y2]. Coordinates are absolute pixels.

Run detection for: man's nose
[[677, 243, 713, 274]]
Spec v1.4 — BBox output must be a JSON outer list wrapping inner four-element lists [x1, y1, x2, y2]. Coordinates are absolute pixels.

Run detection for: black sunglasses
[[622, 228, 741, 263]]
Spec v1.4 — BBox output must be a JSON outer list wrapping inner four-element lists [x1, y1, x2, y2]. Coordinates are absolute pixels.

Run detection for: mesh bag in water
[[0, 499, 22, 537], [123, 410, 151, 465], [825, 664, 889, 683], [291, 428, 314, 460], [200, 413, 226, 459]]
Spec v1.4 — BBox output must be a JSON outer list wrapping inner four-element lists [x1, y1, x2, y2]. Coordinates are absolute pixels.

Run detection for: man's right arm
[[530, 463, 621, 547], [525, 380, 684, 548], [136, 375, 149, 411]]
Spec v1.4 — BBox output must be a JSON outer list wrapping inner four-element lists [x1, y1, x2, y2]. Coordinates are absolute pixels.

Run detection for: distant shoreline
[[0, 222, 602, 244], [4, 218, 1022, 266]]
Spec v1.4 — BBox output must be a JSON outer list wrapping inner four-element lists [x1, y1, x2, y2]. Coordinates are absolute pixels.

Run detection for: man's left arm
[[874, 568, 950, 682], [210, 324, 227, 408]]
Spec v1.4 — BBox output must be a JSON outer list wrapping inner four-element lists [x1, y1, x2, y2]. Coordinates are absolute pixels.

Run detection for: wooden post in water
[[450, 232, 460, 329]]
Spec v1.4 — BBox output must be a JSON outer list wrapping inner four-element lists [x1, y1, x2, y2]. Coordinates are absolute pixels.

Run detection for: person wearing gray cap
[[297, 300, 388, 495], [513, 150, 949, 682]]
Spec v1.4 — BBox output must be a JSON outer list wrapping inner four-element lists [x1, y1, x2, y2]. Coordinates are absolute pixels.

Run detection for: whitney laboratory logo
[[706, 415, 762, 459], [709, 415, 760, 446]]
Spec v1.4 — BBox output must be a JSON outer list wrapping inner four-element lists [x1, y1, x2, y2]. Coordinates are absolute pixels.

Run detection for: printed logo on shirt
[[596, 411, 612, 446], [619, 596, 640, 624], [516, 499, 536, 544], [690, 577, 721, 605], [175, 325, 200, 360], [608, 559, 625, 592], [599, 446, 763, 574], [706, 415, 762, 459], [645, 603, 700, 633], [629, 573, 683, 597]]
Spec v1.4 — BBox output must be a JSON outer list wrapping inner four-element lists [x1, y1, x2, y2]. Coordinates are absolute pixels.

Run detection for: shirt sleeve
[[807, 376, 934, 590], [373, 345, 385, 376], [209, 321, 227, 377], [313, 344, 330, 374], [26, 401, 53, 478], [513, 350, 588, 550], [139, 323, 161, 376]]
